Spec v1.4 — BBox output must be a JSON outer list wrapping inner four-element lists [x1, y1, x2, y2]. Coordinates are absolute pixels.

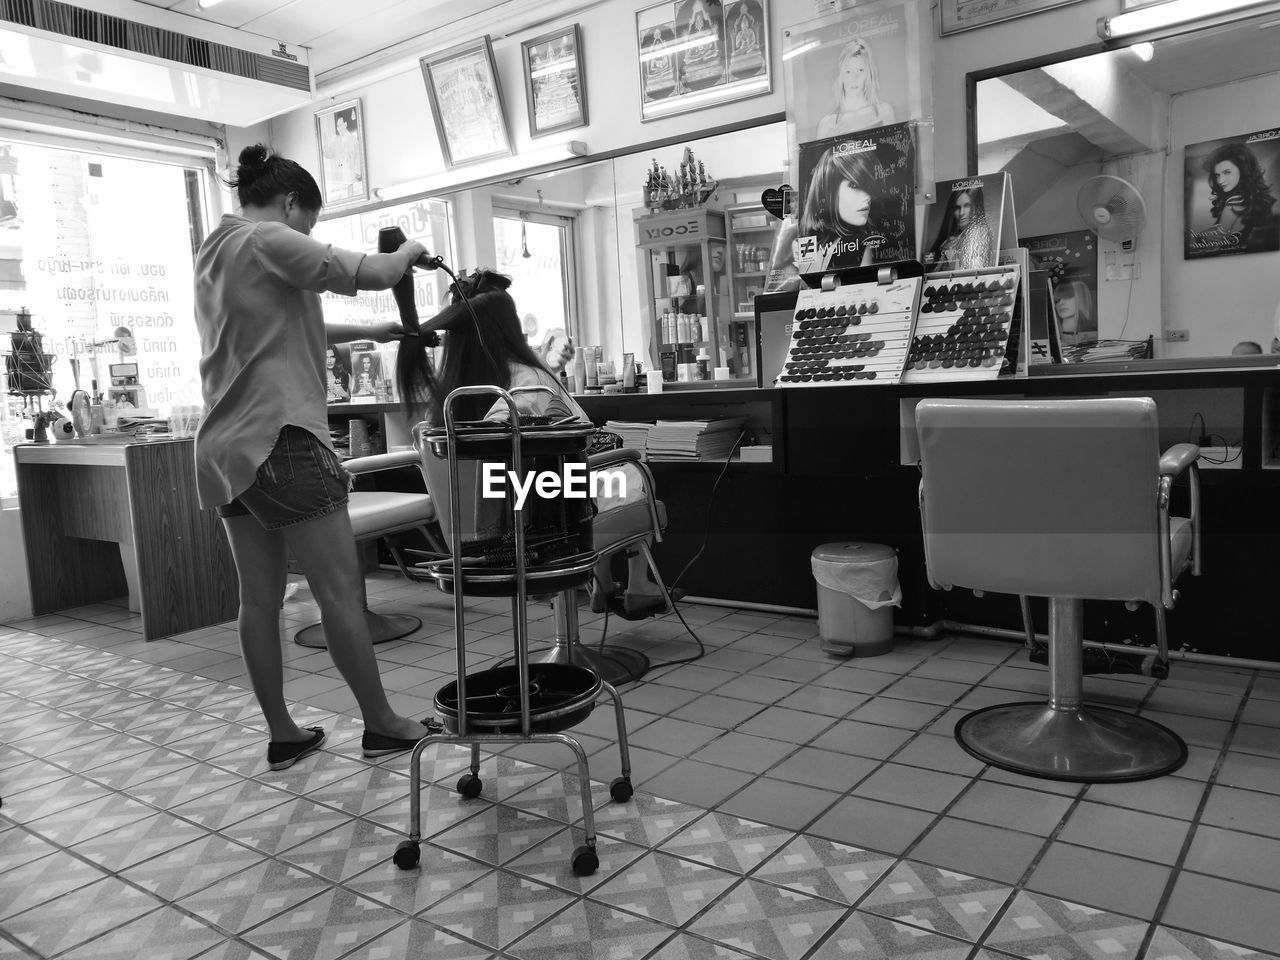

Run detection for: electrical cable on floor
[[1187, 411, 1242, 465], [595, 429, 749, 670]]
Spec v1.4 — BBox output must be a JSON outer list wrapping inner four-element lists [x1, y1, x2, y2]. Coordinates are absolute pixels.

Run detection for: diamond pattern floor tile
[[1, 876, 161, 957], [170, 779, 295, 830], [506, 897, 673, 960], [346, 844, 492, 915], [430, 803, 567, 867], [277, 816, 402, 882], [657, 812, 794, 874], [686, 877, 846, 960], [643, 932, 759, 959], [0, 828, 60, 873], [1141, 926, 1280, 960], [121, 833, 266, 900], [176, 860, 333, 934], [70, 812, 210, 872], [593, 792, 705, 847], [219, 797, 353, 856], [506, 828, 649, 895], [590, 850, 739, 926], [239, 887, 402, 960], [859, 861, 1014, 943], [0, 850, 108, 921], [807, 910, 975, 960], [753, 835, 897, 905], [349, 918, 495, 959], [429, 868, 577, 950], [361, 783, 491, 840], [299, 765, 411, 818], [52, 904, 226, 960], [982, 891, 1150, 960], [22, 791, 155, 846], [502, 770, 614, 825]]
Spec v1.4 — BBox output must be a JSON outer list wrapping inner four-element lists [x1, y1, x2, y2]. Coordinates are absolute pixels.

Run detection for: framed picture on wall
[[636, 0, 771, 122], [420, 37, 512, 168], [521, 24, 588, 138], [939, 0, 1087, 36], [314, 99, 369, 207]]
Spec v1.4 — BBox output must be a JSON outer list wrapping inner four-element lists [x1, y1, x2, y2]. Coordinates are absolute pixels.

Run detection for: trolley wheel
[[393, 840, 420, 870], [609, 776, 633, 803], [456, 773, 483, 799], [571, 844, 599, 877]]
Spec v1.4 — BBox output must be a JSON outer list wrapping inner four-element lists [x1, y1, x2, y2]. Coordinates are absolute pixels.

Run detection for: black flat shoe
[[267, 727, 326, 771], [362, 717, 443, 758]]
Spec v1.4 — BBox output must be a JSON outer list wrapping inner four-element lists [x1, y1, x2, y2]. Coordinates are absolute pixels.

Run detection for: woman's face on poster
[[325, 348, 336, 368], [837, 181, 872, 227], [360, 355, 373, 371], [1054, 291, 1077, 326], [953, 191, 973, 229], [1212, 160, 1241, 194], [839, 52, 869, 96]]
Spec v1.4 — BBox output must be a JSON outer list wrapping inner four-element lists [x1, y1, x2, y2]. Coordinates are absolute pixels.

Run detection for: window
[[493, 208, 577, 363], [1, 138, 211, 500]]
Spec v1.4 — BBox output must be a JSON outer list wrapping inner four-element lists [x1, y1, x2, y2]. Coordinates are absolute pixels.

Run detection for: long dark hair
[[799, 147, 881, 240], [224, 143, 322, 211], [929, 187, 986, 262], [397, 270, 552, 423], [1204, 142, 1277, 231]]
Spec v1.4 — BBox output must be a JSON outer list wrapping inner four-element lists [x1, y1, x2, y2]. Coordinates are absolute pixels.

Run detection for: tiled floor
[[3, 573, 1280, 960]]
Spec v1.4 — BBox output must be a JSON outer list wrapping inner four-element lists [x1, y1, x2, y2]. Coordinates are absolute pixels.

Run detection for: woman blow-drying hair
[[398, 268, 580, 424]]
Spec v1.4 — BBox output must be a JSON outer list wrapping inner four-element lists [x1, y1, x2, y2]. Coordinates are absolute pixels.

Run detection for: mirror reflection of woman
[[799, 147, 883, 268], [816, 38, 896, 139], [1204, 142, 1278, 250], [927, 188, 994, 272], [1053, 279, 1095, 339]]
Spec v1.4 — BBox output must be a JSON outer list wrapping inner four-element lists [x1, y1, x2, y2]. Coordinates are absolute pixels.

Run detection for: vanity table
[[13, 437, 237, 640]]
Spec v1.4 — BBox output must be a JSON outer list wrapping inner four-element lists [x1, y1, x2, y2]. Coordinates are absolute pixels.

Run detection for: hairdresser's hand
[[398, 240, 428, 273], [367, 321, 404, 343]]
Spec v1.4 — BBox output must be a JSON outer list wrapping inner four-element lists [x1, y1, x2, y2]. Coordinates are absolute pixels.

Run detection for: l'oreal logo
[[271, 42, 299, 62], [644, 219, 701, 240], [951, 178, 985, 191]]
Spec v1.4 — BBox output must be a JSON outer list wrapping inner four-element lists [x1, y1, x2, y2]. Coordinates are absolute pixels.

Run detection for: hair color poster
[[921, 174, 1006, 273], [1184, 127, 1280, 259], [1022, 229, 1098, 341], [793, 122, 917, 274]]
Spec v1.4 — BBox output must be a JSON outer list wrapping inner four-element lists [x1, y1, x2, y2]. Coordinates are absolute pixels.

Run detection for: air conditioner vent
[[0, 0, 310, 92]]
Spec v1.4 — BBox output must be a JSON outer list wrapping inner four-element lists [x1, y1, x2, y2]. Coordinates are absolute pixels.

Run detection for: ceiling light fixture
[[196, 0, 225, 9], [1099, 0, 1280, 39], [374, 140, 588, 202], [1132, 41, 1155, 61]]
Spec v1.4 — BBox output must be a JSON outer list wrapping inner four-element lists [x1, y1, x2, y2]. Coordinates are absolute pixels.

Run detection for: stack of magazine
[[647, 417, 747, 461], [603, 420, 653, 451]]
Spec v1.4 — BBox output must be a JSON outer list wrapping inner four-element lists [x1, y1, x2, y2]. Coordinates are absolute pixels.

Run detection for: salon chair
[[293, 450, 445, 649], [916, 397, 1200, 782], [541, 447, 671, 684]]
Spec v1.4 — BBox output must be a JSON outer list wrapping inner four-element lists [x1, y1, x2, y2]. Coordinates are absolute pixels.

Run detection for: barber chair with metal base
[[293, 450, 444, 649], [538, 448, 671, 685], [916, 397, 1201, 783]]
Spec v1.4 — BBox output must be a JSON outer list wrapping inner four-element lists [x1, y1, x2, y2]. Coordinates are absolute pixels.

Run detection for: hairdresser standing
[[194, 144, 435, 769]]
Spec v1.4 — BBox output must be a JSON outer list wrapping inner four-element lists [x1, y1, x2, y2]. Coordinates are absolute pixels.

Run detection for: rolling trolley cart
[[392, 386, 634, 877]]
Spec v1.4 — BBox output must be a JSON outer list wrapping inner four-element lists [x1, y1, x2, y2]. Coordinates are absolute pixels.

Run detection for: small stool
[[811, 542, 898, 657]]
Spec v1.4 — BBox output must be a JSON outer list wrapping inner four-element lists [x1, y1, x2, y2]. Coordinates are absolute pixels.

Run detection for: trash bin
[[811, 542, 900, 657]]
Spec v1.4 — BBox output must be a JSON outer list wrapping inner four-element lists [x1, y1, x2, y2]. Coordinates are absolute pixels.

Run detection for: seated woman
[[401, 269, 668, 619]]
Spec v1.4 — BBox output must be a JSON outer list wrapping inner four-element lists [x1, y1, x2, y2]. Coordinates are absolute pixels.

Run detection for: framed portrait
[[636, 0, 771, 123], [314, 99, 369, 207], [420, 37, 512, 168], [522, 24, 588, 138], [1183, 127, 1280, 259], [939, 0, 1087, 36]]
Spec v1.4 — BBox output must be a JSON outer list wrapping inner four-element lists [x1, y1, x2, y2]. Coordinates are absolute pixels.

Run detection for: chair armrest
[[343, 449, 420, 476], [1159, 443, 1200, 477], [588, 447, 644, 471]]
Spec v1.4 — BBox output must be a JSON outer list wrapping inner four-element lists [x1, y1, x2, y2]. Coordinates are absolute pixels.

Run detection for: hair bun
[[237, 143, 271, 171]]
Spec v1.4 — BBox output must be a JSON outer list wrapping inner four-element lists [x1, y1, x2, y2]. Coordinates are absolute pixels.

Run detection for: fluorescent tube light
[[374, 141, 588, 201], [1099, 0, 1280, 39], [196, 0, 224, 8]]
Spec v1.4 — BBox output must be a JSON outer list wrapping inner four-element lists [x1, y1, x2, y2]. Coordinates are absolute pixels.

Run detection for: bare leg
[[221, 515, 310, 743], [280, 507, 424, 740]]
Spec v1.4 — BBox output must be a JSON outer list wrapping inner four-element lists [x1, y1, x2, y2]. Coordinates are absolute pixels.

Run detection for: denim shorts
[[217, 425, 350, 530]]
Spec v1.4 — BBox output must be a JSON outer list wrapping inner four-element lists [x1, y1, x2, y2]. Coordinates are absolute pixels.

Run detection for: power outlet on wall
[[1166, 330, 1190, 342]]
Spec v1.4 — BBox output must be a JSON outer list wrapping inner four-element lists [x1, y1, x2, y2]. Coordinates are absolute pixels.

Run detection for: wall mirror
[[327, 119, 789, 375], [972, 11, 1280, 367]]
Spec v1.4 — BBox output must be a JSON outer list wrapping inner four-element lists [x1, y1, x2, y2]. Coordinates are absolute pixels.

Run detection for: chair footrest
[[1029, 642, 1169, 679]]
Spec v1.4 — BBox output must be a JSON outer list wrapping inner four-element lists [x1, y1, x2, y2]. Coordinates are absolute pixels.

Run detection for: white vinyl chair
[[293, 450, 445, 648], [916, 396, 1201, 782]]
